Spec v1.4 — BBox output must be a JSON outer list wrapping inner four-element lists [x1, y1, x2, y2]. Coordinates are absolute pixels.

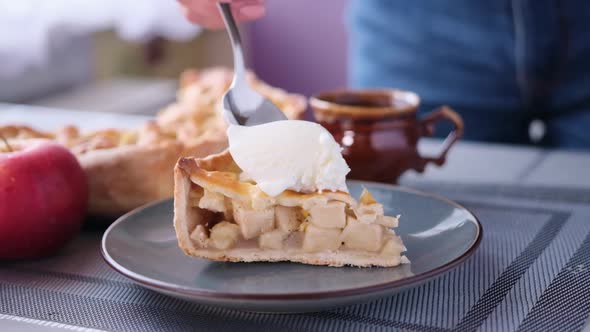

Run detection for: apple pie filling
[[186, 183, 405, 256]]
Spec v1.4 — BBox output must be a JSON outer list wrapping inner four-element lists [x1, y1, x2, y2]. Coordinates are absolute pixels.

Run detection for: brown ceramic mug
[[310, 89, 464, 184]]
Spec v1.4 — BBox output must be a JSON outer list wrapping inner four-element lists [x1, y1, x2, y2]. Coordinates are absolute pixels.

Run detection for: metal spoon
[[217, 2, 287, 126]]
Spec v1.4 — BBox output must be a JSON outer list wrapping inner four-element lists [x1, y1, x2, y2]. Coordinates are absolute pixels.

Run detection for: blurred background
[[0, 0, 348, 116]]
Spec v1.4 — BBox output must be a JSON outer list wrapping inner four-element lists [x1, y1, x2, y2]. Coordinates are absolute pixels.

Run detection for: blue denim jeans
[[348, 0, 590, 149]]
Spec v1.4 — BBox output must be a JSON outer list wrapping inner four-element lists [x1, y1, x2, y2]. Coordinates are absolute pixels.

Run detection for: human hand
[[178, 0, 266, 29]]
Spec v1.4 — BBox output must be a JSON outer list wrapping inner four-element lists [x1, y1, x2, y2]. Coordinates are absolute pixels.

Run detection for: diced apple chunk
[[275, 206, 301, 233], [302, 224, 341, 252], [198, 190, 226, 213], [357, 213, 378, 223], [376, 215, 399, 228], [232, 202, 275, 239], [209, 221, 240, 250], [356, 203, 385, 223], [189, 225, 209, 247], [380, 237, 405, 256], [309, 201, 346, 229], [258, 229, 286, 249], [341, 222, 383, 252]]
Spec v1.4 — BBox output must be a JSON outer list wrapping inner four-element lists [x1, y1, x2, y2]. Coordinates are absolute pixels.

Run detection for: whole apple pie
[[173, 120, 408, 267], [0, 68, 306, 216]]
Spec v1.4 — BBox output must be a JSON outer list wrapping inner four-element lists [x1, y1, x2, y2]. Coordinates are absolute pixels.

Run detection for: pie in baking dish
[[173, 122, 409, 268], [0, 67, 306, 216]]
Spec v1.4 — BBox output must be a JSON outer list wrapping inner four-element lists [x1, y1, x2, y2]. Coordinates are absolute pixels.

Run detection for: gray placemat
[[1, 182, 590, 332]]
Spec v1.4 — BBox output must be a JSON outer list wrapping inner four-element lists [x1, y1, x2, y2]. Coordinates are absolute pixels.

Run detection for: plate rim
[[101, 181, 483, 301]]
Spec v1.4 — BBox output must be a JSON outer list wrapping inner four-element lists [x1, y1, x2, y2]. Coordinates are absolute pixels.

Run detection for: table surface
[[1, 105, 590, 332]]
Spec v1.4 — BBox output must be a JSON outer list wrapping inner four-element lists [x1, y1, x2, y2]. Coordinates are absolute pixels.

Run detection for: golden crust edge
[[81, 135, 227, 216], [174, 162, 198, 255]]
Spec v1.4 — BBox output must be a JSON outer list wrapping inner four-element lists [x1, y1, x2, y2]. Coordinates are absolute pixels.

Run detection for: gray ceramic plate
[[101, 181, 482, 313]]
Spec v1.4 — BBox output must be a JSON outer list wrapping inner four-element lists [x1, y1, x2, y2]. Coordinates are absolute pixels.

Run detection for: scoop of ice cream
[[227, 120, 350, 197]]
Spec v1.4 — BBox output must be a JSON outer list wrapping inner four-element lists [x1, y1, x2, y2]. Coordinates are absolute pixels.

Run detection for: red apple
[[0, 140, 88, 259]]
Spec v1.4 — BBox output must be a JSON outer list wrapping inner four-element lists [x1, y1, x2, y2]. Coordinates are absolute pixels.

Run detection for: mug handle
[[416, 106, 464, 171]]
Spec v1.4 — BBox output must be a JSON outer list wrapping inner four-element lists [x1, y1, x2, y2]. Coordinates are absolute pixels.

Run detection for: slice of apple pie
[[173, 121, 408, 267]]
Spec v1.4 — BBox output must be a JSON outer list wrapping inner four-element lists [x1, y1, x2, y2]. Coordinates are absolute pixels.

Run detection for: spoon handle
[[217, 3, 247, 86]]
